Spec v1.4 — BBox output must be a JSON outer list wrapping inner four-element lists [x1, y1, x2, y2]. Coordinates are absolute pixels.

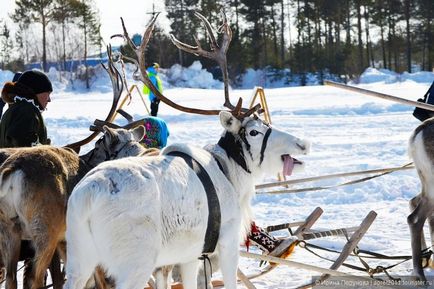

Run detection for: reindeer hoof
[[412, 270, 428, 284]]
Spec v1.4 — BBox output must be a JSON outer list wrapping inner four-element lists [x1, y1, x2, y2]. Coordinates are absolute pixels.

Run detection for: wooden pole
[[237, 269, 257, 289], [240, 251, 401, 289], [324, 80, 434, 112], [256, 164, 414, 190]]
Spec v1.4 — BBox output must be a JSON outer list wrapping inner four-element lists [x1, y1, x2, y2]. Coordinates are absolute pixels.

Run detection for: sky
[[0, 0, 170, 47]]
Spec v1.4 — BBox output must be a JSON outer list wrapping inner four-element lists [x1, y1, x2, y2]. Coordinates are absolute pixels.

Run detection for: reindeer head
[[219, 111, 310, 177], [118, 11, 311, 177], [81, 125, 145, 166]]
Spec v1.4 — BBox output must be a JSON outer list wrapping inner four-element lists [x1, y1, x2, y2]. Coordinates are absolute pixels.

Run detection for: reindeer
[[63, 12, 311, 289], [0, 54, 150, 289], [407, 118, 434, 282]]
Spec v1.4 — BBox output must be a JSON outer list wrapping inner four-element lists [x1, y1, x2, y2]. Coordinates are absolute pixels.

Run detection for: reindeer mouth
[[281, 154, 303, 176]]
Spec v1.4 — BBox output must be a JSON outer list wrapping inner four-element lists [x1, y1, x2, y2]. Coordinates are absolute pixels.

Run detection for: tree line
[[1, 0, 434, 85], [0, 0, 100, 87]]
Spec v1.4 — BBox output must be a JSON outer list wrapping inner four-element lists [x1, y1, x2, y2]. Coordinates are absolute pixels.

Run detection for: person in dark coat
[[0, 72, 21, 119], [413, 81, 434, 122], [0, 70, 52, 148]]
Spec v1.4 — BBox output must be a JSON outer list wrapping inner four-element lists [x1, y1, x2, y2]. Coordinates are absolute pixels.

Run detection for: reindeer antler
[[170, 10, 233, 109], [91, 119, 147, 132], [64, 46, 124, 152], [115, 15, 222, 115], [114, 11, 261, 118]]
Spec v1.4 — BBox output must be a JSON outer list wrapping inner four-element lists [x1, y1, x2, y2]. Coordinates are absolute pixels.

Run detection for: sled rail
[[324, 80, 434, 112]]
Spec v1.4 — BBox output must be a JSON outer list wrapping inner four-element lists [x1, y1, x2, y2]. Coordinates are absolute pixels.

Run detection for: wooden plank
[[293, 207, 323, 238], [329, 211, 376, 271], [304, 210, 377, 289], [237, 268, 258, 289], [324, 80, 434, 111], [262, 207, 322, 261], [242, 251, 363, 278]]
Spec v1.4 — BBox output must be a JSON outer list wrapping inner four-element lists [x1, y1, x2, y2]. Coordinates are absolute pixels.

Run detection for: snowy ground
[[2, 67, 434, 288]]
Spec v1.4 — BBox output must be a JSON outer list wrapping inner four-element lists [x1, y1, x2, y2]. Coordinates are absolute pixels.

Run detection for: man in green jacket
[[142, 63, 163, 116], [0, 70, 52, 147]]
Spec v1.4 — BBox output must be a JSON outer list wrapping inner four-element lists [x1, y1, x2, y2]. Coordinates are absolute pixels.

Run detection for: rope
[[257, 162, 414, 195], [199, 254, 213, 289], [298, 240, 433, 278]]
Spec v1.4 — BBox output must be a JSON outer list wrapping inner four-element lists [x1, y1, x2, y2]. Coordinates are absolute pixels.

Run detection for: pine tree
[[71, 0, 101, 88], [52, 0, 76, 70], [0, 21, 14, 70], [11, 0, 55, 72], [165, 0, 200, 66]]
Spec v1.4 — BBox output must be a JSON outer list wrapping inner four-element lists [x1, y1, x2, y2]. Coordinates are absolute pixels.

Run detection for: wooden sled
[[144, 208, 376, 289], [235, 208, 376, 289]]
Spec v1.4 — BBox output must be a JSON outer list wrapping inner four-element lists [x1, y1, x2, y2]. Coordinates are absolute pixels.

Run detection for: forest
[[0, 0, 433, 84]]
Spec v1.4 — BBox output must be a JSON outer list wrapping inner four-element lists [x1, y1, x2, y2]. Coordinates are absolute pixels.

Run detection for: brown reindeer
[[0, 51, 149, 289]]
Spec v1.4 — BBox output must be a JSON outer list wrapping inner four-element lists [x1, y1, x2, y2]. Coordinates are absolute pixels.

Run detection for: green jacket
[[0, 98, 48, 148], [142, 67, 163, 102]]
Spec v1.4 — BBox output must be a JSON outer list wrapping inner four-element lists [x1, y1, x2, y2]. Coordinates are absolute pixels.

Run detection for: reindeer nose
[[297, 140, 311, 154], [297, 143, 306, 151]]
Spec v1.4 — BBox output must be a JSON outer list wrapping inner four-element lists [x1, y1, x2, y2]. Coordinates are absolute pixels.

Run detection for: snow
[[1, 66, 434, 288]]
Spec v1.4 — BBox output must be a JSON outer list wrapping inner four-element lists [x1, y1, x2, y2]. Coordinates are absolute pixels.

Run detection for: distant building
[[25, 46, 120, 71]]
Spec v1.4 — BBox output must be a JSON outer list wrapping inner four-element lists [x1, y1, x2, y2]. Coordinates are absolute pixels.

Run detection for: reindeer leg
[[179, 261, 199, 289], [409, 194, 428, 250], [2, 218, 22, 289], [427, 214, 434, 268], [154, 266, 173, 289], [4, 235, 20, 289], [93, 266, 110, 289], [114, 259, 155, 289], [49, 251, 64, 289], [30, 238, 59, 289], [217, 232, 240, 289], [408, 196, 433, 282], [197, 255, 216, 289]]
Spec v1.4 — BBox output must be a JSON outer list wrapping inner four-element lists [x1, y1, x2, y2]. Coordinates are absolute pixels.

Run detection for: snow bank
[[164, 61, 223, 89], [358, 67, 434, 84]]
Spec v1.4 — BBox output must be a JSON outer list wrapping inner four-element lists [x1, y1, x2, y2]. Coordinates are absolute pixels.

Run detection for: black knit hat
[[17, 70, 53, 94], [12, 72, 22, 82]]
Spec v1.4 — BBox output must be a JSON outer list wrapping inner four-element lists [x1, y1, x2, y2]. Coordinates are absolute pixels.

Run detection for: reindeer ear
[[219, 111, 241, 134], [102, 125, 116, 143], [131, 125, 145, 142]]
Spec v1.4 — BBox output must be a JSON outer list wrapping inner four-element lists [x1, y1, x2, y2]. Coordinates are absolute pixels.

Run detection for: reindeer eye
[[249, 130, 259, 136]]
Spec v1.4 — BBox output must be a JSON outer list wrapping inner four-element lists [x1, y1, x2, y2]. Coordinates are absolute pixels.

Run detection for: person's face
[[36, 92, 51, 110]]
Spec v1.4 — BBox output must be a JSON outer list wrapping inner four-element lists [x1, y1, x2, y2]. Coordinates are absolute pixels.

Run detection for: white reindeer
[[63, 13, 309, 289], [408, 118, 434, 282], [64, 107, 310, 289]]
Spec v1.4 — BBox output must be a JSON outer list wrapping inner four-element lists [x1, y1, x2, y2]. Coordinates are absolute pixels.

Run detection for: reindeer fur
[[64, 112, 310, 289]]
